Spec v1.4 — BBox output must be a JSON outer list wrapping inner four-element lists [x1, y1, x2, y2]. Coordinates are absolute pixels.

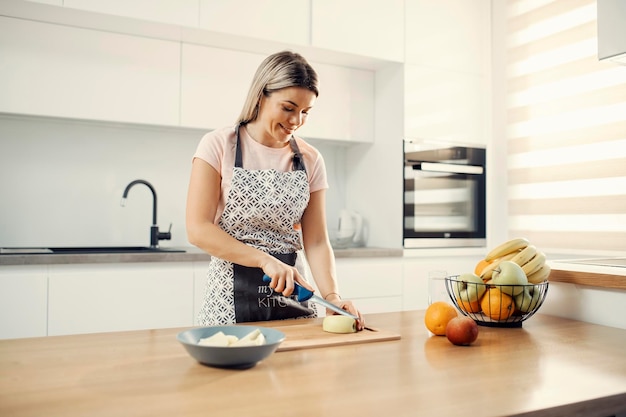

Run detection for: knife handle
[[262, 274, 313, 302]]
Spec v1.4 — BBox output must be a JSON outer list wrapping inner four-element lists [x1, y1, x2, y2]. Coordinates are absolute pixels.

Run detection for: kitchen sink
[[0, 246, 186, 255]]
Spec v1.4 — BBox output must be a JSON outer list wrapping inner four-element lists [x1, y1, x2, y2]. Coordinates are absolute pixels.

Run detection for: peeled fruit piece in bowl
[[514, 285, 542, 313], [492, 260, 528, 296], [480, 288, 515, 321], [425, 301, 458, 336], [446, 316, 479, 346]]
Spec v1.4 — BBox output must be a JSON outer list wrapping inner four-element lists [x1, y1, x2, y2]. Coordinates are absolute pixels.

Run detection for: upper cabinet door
[[404, 0, 491, 144], [405, 0, 490, 74], [180, 45, 266, 130], [181, 45, 374, 142], [296, 63, 375, 142], [597, 0, 626, 64], [0, 17, 180, 126], [311, 0, 404, 62], [64, 0, 200, 27], [198, 0, 310, 45], [404, 65, 488, 146]]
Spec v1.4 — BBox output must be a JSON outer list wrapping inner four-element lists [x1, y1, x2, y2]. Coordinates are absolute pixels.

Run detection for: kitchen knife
[[262, 274, 359, 320]]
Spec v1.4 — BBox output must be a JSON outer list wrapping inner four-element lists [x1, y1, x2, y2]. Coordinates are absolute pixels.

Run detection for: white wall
[[0, 115, 199, 247], [345, 63, 405, 249], [0, 114, 348, 248], [540, 282, 626, 330]]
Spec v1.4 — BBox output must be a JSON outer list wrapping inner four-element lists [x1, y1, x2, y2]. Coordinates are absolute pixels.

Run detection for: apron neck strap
[[235, 123, 244, 169], [235, 123, 307, 173], [289, 138, 307, 173]]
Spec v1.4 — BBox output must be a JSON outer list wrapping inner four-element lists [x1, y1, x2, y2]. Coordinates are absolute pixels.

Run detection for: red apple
[[445, 316, 479, 346]]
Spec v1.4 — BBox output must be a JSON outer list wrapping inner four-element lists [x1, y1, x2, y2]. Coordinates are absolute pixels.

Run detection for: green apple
[[492, 260, 528, 296], [514, 284, 542, 313], [452, 273, 487, 303]]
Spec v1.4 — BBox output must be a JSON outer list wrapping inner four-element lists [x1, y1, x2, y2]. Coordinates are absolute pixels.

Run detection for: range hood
[[597, 0, 626, 65]]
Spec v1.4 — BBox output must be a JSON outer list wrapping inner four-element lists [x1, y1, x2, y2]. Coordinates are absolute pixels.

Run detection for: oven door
[[403, 147, 486, 248]]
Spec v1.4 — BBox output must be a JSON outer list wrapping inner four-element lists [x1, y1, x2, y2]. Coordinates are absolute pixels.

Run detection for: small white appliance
[[331, 209, 365, 249]]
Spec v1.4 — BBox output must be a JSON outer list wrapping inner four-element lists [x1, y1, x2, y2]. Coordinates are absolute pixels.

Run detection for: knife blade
[[262, 274, 359, 320], [307, 293, 360, 320]]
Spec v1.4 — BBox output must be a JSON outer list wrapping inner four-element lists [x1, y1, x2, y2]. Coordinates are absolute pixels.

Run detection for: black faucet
[[121, 179, 171, 248]]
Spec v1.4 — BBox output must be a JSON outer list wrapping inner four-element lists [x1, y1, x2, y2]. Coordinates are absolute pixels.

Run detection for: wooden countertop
[[549, 259, 626, 290], [1, 311, 625, 417]]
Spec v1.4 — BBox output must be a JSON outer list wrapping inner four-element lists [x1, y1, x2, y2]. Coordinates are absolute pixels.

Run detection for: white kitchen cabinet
[[0, 16, 180, 126], [402, 255, 478, 312], [0, 266, 48, 339], [404, 64, 488, 145], [192, 257, 401, 320], [335, 257, 403, 314], [64, 0, 199, 28], [25, 0, 61, 5], [405, 0, 490, 74], [598, 0, 626, 64], [198, 0, 310, 46], [181, 45, 375, 142], [403, 0, 491, 145], [180, 45, 266, 130], [311, 0, 405, 62], [297, 63, 375, 143], [48, 263, 194, 336]]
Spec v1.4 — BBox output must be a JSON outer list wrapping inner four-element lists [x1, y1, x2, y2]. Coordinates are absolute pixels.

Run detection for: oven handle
[[414, 162, 484, 175]]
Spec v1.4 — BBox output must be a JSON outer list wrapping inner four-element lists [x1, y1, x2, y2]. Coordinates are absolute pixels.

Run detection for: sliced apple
[[323, 315, 357, 334]]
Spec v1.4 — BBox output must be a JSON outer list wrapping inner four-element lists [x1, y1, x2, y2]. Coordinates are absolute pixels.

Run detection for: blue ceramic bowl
[[177, 325, 285, 369]]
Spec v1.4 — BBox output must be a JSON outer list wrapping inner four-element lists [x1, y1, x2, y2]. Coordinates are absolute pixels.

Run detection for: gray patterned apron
[[197, 124, 317, 325]]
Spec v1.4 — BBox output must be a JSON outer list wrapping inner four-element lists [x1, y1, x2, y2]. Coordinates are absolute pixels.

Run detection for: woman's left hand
[[325, 296, 365, 331]]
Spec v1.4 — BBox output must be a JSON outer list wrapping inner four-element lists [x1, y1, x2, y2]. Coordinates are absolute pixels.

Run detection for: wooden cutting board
[[269, 318, 401, 352]]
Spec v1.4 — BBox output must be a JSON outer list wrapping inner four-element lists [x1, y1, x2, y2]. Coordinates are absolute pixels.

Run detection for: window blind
[[504, 0, 626, 254]]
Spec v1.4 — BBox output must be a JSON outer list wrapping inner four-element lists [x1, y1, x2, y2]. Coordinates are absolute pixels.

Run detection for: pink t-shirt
[[193, 125, 329, 223]]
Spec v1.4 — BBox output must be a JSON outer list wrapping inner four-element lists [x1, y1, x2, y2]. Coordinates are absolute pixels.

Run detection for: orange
[[424, 301, 458, 336], [474, 259, 491, 275], [456, 297, 482, 313], [480, 288, 515, 321]]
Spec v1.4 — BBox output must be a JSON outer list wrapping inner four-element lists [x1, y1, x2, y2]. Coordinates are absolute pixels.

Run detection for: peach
[[445, 316, 479, 346]]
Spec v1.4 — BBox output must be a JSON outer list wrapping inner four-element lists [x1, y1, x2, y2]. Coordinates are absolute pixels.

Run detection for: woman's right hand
[[261, 257, 314, 298]]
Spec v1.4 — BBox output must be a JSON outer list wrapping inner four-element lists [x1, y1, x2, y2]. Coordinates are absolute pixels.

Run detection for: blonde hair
[[237, 51, 319, 125]]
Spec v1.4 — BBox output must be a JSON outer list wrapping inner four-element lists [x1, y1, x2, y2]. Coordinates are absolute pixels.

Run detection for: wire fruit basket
[[444, 275, 549, 328]]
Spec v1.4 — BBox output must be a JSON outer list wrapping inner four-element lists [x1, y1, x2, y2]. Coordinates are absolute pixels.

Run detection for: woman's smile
[[248, 87, 316, 148]]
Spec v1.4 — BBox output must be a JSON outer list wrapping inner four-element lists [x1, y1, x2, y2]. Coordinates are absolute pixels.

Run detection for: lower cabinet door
[[0, 265, 48, 339], [335, 258, 403, 314], [48, 263, 194, 336]]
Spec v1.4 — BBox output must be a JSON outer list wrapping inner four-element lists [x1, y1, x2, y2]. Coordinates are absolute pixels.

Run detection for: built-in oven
[[403, 139, 486, 248]]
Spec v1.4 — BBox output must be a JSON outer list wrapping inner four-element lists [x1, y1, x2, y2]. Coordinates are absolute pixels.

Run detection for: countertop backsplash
[[0, 115, 348, 248]]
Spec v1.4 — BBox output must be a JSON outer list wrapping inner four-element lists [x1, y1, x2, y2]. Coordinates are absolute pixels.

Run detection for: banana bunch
[[477, 238, 550, 284]]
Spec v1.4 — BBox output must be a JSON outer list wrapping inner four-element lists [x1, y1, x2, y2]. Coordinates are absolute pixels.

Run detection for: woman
[[186, 50, 364, 330]]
